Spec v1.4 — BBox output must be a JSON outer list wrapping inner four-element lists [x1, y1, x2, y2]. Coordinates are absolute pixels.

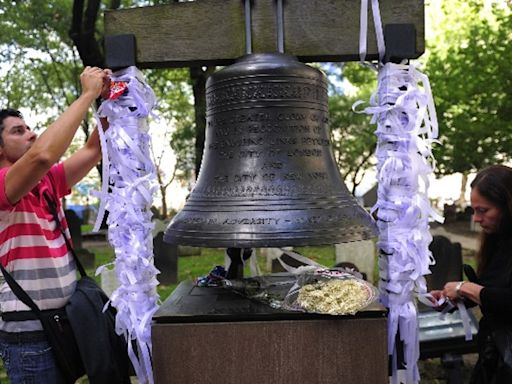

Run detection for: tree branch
[[40, 36, 74, 107], [30, 59, 61, 108]]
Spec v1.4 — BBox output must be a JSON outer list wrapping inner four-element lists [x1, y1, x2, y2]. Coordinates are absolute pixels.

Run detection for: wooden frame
[[104, 0, 424, 68]]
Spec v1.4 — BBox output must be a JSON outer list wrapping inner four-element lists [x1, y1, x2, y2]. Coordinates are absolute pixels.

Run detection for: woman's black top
[[478, 236, 512, 330], [470, 236, 512, 383]]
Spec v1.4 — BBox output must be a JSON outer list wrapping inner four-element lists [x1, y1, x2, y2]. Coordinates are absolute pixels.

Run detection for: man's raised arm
[[4, 66, 108, 204]]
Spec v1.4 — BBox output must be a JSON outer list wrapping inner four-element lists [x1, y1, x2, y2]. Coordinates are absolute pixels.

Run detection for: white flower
[[296, 279, 370, 315]]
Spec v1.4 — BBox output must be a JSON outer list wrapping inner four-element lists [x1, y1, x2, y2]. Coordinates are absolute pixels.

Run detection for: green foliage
[[147, 68, 196, 183], [145, 68, 195, 216], [327, 63, 378, 193], [425, 2, 512, 174], [0, 1, 196, 217], [0, 1, 80, 112]]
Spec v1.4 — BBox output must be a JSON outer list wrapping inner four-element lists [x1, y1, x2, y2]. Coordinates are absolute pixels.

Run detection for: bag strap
[[0, 191, 87, 320], [0, 263, 41, 315], [42, 192, 87, 278]]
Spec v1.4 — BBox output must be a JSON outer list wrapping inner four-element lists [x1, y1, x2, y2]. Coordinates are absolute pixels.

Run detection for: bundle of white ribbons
[[94, 66, 159, 384], [355, 1, 442, 382], [361, 62, 441, 384]]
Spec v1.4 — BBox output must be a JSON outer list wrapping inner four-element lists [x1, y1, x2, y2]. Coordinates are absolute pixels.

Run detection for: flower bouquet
[[282, 267, 378, 315]]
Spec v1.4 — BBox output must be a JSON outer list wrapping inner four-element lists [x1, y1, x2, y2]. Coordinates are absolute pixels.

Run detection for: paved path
[[430, 225, 478, 251]]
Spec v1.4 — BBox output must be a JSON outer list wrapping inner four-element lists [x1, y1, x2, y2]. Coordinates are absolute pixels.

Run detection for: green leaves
[[425, 2, 512, 175], [327, 63, 377, 194], [145, 68, 195, 183], [0, 1, 79, 114]]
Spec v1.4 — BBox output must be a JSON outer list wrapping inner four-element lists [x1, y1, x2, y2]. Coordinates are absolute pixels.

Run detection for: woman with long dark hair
[[431, 165, 512, 383]]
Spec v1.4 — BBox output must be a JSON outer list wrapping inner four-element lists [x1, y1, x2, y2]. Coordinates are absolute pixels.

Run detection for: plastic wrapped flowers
[[283, 268, 378, 315]]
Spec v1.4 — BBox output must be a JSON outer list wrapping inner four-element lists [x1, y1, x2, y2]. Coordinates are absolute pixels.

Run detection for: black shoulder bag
[[1, 192, 131, 384]]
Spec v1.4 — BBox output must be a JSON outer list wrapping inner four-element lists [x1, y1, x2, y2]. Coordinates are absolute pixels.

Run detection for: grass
[[81, 224, 94, 233]]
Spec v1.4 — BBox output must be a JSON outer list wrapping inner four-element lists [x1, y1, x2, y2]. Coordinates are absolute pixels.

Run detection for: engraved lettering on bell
[[164, 53, 378, 247], [207, 83, 325, 107]]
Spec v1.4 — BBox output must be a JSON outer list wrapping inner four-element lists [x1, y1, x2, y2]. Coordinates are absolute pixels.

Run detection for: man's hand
[[80, 66, 110, 99]]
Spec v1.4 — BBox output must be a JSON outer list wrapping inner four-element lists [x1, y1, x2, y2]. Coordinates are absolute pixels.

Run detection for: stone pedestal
[[152, 280, 387, 384]]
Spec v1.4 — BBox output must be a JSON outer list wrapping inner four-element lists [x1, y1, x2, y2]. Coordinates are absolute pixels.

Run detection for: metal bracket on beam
[[104, 33, 136, 70], [384, 24, 416, 64]]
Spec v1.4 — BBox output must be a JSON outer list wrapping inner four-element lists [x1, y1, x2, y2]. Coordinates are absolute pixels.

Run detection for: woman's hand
[[445, 281, 483, 306], [430, 289, 444, 302], [443, 281, 462, 302], [428, 289, 447, 311]]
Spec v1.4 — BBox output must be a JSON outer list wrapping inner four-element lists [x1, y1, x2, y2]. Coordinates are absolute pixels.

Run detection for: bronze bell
[[164, 53, 378, 248]]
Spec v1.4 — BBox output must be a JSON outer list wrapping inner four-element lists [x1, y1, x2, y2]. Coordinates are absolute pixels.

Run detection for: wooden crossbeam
[[104, 0, 424, 68]]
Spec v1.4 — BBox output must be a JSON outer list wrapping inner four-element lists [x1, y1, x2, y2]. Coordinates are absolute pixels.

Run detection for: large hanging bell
[[164, 53, 377, 248]]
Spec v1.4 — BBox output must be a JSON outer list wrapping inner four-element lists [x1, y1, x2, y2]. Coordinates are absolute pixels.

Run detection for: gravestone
[[65, 209, 95, 269], [457, 206, 473, 222], [153, 231, 178, 285], [258, 247, 294, 272], [426, 235, 462, 291], [101, 231, 179, 295], [65, 209, 83, 250], [335, 240, 376, 284], [443, 204, 457, 224], [178, 245, 201, 256]]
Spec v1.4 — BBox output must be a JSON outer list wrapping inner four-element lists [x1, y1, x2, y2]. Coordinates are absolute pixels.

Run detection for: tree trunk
[[457, 172, 468, 207], [160, 185, 168, 220], [70, 0, 104, 67]]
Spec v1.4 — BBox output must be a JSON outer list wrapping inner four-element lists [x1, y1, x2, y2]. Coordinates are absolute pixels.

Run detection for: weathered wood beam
[[104, 0, 424, 68]]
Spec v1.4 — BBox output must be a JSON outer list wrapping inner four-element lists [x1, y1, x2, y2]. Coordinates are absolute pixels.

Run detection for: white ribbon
[[358, 63, 442, 383], [94, 66, 159, 384], [276, 249, 322, 274], [356, 2, 443, 379], [359, 0, 386, 64]]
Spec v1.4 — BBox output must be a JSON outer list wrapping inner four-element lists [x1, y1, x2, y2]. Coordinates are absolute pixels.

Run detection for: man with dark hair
[[0, 66, 110, 383], [0, 109, 24, 147]]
